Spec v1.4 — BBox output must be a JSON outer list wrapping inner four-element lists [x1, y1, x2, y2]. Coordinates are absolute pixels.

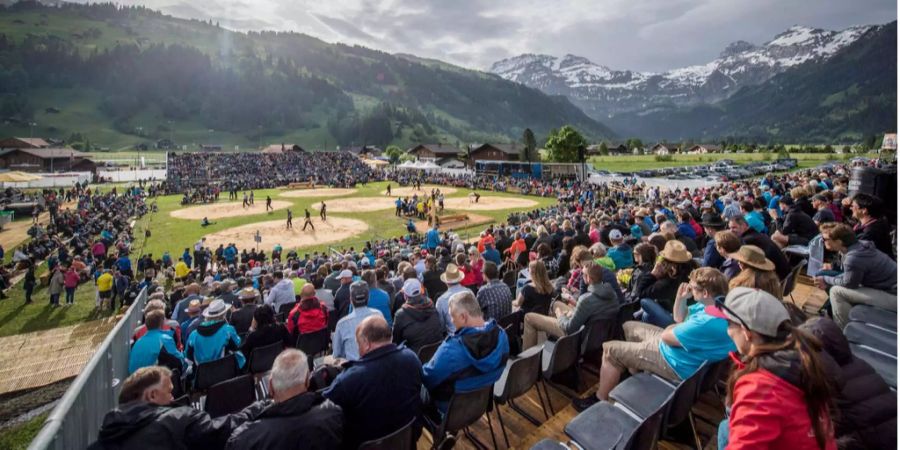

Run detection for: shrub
[[654, 154, 673, 162]]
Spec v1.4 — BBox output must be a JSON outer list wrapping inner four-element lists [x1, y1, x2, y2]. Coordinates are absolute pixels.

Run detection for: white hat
[[402, 279, 423, 297], [339, 269, 353, 279], [608, 229, 623, 241], [202, 299, 231, 318]]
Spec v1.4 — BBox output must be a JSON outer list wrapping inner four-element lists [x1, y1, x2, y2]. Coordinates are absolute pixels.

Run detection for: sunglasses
[[714, 296, 750, 330]]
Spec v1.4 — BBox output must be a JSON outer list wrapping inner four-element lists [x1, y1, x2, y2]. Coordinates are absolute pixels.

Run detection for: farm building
[[0, 148, 96, 172], [467, 143, 522, 165], [407, 143, 462, 161]]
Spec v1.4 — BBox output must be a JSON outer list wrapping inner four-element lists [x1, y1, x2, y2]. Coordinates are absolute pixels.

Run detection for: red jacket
[[64, 270, 79, 288], [286, 298, 328, 336], [728, 353, 837, 450]]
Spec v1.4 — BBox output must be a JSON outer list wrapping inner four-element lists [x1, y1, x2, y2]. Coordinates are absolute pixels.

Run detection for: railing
[[28, 287, 149, 450]]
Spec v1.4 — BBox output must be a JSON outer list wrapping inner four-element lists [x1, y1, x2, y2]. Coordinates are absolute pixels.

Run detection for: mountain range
[[491, 23, 896, 142], [0, 1, 614, 150]]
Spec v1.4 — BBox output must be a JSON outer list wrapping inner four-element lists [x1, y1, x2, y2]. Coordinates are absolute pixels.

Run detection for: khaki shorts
[[602, 321, 680, 381]]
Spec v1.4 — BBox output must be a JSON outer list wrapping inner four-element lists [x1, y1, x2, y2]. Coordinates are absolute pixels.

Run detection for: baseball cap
[[608, 229, 623, 241], [402, 278, 422, 297], [705, 287, 790, 337], [339, 269, 353, 279], [350, 280, 369, 302]]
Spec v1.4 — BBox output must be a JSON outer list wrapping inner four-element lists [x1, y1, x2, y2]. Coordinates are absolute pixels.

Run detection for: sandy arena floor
[[170, 200, 292, 220], [203, 217, 369, 250], [441, 196, 539, 211], [382, 185, 457, 196], [312, 197, 395, 212], [279, 188, 358, 198]]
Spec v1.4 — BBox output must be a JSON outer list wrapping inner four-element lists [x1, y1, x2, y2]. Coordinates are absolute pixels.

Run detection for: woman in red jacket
[[709, 287, 837, 450], [63, 265, 79, 306]]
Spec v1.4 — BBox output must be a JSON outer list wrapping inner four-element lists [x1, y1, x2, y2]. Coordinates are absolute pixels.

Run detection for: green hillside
[[606, 22, 897, 144], [0, 2, 616, 150]]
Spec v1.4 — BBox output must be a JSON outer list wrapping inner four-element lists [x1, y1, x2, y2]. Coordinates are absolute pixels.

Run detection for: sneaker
[[572, 394, 600, 412]]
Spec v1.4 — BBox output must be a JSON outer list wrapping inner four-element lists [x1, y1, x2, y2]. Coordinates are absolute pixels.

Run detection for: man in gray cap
[[331, 281, 380, 362]]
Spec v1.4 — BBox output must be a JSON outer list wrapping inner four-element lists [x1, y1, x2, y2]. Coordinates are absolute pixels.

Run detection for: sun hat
[[339, 269, 353, 279], [706, 287, 790, 337], [729, 245, 775, 271], [202, 299, 230, 318], [237, 287, 259, 300], [440, 263, 464, 284], [659, 240, 692, 263], [402, 278, 423, 297], [184, 299, 202, 314]]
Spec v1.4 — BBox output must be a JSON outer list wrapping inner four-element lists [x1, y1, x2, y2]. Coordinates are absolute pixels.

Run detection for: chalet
[[467, 143, 522, 166], [650, 143, 678, 156], [0, 137, 51, 149], [0, 148, 96, 172], [686, 144, 722, 154], [587, 142, 628, 155], [341, 145, 383, 158], [261, 144, 305, 154], [407, 143, 461, 161]]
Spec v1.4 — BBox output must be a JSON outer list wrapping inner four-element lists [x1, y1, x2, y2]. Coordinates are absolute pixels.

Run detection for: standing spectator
[[226, 350, 343, 449], [23, 262, 36, 304], [97, 269, 114, 309], [324, 316, 422, 448], [48, 266, 64, 307], [476, 261, 512, 321], [63, 265, 79, 305]]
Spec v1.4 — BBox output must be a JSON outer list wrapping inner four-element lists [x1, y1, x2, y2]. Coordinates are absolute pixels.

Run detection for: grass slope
[[589, 152, 871, 172]]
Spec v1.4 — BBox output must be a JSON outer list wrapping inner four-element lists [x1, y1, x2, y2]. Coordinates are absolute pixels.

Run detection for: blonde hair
[[570, 245, 592, 269], [689, 267, 729, 297], [528, 260, 554, 295], [729, 267, 782, 299]]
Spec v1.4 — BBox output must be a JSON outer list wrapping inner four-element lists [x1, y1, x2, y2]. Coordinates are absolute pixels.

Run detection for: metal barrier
[[28, 287, 149, 450]]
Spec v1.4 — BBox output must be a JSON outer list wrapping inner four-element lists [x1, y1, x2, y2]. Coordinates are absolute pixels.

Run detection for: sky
[[74, 0, 897, 72]]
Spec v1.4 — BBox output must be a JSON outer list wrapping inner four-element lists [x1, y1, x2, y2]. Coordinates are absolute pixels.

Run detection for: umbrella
[[0, 171, 43, 182]]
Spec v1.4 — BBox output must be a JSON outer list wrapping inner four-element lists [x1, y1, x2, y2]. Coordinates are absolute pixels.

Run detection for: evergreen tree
[[522, 128, 536, 162]]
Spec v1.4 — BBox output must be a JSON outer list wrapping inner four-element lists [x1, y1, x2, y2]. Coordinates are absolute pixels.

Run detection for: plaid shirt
[[476, 279, 513, 321]]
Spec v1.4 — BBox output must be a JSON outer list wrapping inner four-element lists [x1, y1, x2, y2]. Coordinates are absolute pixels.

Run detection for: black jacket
[[801, 318, 897, 450], [239, 323, 291, 356], [632, 271, 684, 311], [334, 284, 351, 319], [229, 305, 256, 335], [422, 270, 447, 301], [778, 204, 818, 242], [91, 401, 260, 450], [392, 302, 444, 353], [856, 217, 895, 259], [225, 392, 343, 450]]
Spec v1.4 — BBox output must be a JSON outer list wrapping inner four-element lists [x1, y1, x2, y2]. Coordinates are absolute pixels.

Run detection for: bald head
[[300, 284, 316, 299], [356, 315, 392, 357]]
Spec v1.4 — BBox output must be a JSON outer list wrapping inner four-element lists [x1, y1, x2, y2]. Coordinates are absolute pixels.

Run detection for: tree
[[598, 142, 608, 156], [545, 125, 587, 163], [522, 128, 537, 162], [384, 145, 403, 164], [777, 146, 791, 159]]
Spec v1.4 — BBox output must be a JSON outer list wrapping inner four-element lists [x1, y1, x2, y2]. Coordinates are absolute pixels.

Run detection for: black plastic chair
[[170, 368, 185, 400], [608, 362, 710, 449], [424, 386, 497, 450], [580, 318, 619, 373], [699, 358, 731, 396], [565, 395, 668, 450], [541, 326, 584, 411], [493, 345, 548, 447], [359, 417, 417, 450], [195, 354, 239, 392], [849, 343, 897, 389], [417, 340, 443, 364], [249, 341, 284, 375], [277, 302, 297, 318], [844, 322, 897, 355], [848, 305, 898, 332], [781, 259, 806, 304], [498, 310, 525, 357], [204, 374, 256, 418], [297, 328, 330, 355]]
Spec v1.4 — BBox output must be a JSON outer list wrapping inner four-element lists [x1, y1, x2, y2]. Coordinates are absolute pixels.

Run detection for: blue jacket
[[324, 344, 422, 447], [223, 246, 237, 263], [607, 244, 634, 270], [482, 248, 502, 266], [677, 222, 697, 240], [422, 320, 509, 412], [425, 229, 441, 249], [129, 329, 184, 374], [186, 320, 245, 368], [701, 238, 725, 269]]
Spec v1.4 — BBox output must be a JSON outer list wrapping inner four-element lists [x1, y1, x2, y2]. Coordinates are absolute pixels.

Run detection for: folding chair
[[541, 327, 584, 412], [248, 342, 284, 398], [417, 340, 443, 365], [424, 386, 497, 450], [848, 305, 898, 332], [204, 374, 256, 418], [565, 392, 669, 450], [493, 345, 549, 447], [195, 354, 239, 393], [359, 417, 417, 450], [580, 317, 619, 373]]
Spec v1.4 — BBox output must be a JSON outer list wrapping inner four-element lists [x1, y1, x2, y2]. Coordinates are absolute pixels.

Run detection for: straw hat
[[659, 240, 692, 263], [440, 263, 464, 284], [729, 245, 775, 271]]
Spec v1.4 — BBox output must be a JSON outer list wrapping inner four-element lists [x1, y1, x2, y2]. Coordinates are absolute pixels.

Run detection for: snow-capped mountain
[[489, 24, 877, 119]]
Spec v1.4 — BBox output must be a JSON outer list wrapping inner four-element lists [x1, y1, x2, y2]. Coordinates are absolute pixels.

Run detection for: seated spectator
[[332, 281, 381, 362], [240, 304, 291, 357], [815, 223, 897, 328], [590, 243, 616, 271], [625, 243, 656, 299], [700, 215, 727, 269], [800, 318, 896, 450], [172, 283, 202, 323], [523, 261, 618, 348], [422, 291, 509, 414], [421, 256, 448, 301], [186, 299, 245, 369], [358, 270, 392, 327], [92, 366, 258, 449], [574, 267, 734, 411], [435, 264, 469, 335], [392, 279, 444, 353], [709, 288, 837, 450], [636, 240, 695, 327], [286, 285, 328, 339], [728, 245, 783, 300], [514, 260, 555, 315], [324, 316, 422, 448], [810, 194, 835, 225], [772, 196, 819, 248], [133, 299, 183, 350], [226, 350, 343, 449], [729, 216, 791, 279], [129, 310, 185, 375], [476, 261, 512, 321], [264, 270, 296, 313], [606, 229, 634, 270], [713, 230, 742, 279], [848, 192, 894, 258], [481, 238, 501, 266], [230, 287, 259, 334]]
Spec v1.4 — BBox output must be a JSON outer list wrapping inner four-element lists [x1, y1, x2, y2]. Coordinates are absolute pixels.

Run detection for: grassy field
[[589, 152, 874, 172], [0, 413, 48, 450]]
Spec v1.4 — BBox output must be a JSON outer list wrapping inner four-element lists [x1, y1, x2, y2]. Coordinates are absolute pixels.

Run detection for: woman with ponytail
[[708, 287, 837, 450]]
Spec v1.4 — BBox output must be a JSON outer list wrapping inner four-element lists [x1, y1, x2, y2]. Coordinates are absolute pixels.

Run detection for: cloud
[[71, 0, 897, 72]]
